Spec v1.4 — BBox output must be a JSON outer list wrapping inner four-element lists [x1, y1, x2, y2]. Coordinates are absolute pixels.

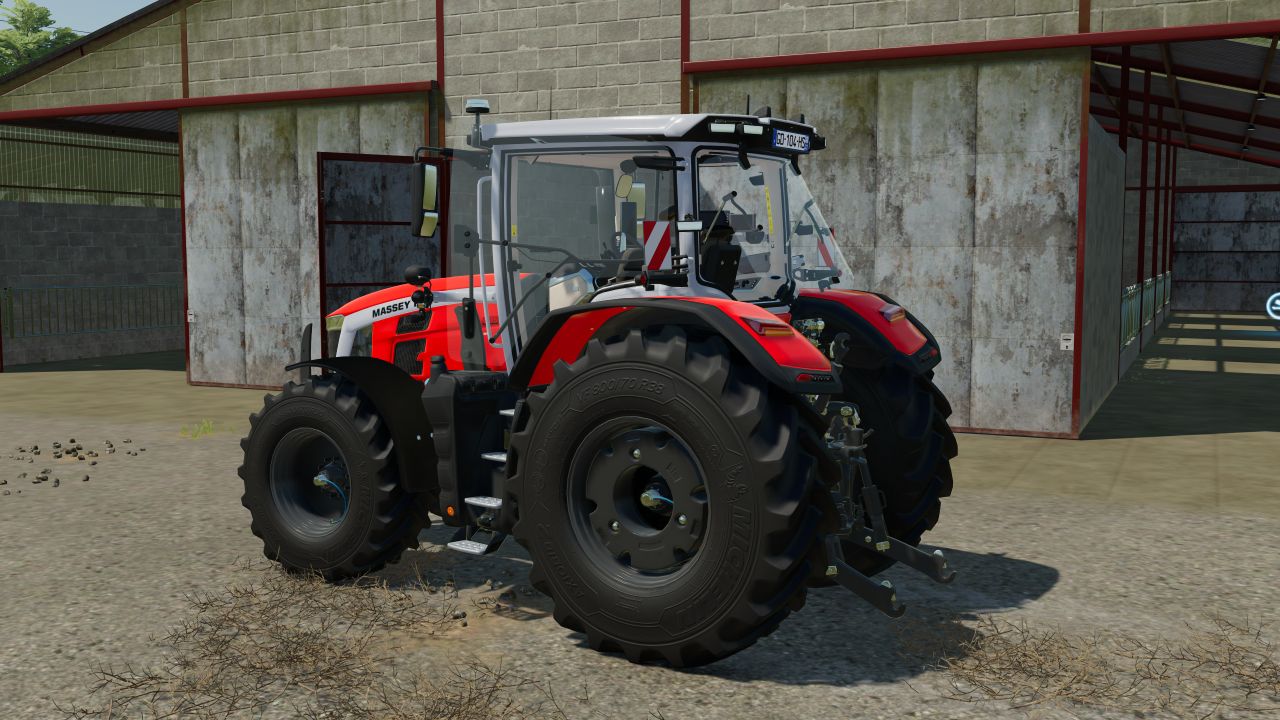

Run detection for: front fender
[[285, 356, 438, 498], [509, 298, 842, 395], [792, 290, 941, 375]]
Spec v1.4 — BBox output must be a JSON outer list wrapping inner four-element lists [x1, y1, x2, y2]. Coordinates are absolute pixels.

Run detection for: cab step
[[464, 495, 502, 509], [480, 451, 508, 464], [446, 539, 492, 555], [446, 525, 508, 555]]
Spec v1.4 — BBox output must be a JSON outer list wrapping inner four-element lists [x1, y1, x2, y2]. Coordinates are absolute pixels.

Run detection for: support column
[[1136, 71, 1150, 289], [1152, 107, 1163, 283]]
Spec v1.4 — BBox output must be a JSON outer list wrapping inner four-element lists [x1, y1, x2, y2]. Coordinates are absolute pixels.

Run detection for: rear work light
[[743, 316, 794, 337], [879, 304, 906, 323]]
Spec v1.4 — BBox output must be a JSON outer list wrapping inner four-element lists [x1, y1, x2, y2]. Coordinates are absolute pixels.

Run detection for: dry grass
[[59, 560, 579, 720], [897, 613, 1280, 718]]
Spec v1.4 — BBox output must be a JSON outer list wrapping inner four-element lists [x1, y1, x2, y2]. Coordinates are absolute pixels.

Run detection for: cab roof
[[479, 113, 820, 143]]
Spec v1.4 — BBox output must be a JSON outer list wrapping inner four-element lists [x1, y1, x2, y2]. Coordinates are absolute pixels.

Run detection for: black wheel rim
[[567, 417, 709, 579], [269, 427, 351, 540]]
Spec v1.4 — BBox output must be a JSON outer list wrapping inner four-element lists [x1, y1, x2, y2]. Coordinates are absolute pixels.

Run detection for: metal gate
[[317, 152, 446, 354]]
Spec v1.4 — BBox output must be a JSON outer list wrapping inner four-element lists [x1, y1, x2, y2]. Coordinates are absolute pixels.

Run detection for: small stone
[[53, 452, 62, 459], [52, 442, 61, 449], [139, 448, 146, 452], [53, 479, 60, 487], [460, 619, 468, 627], [90, 461, 97, 466], [32, 450, 40, 455], [81, 475, 89, 482], [77, 456, 85, 461], [0, 479, 6, 486], [123, 439, 132, 444], [68, 438, 75, 444], [451, 610, 467, 620], [2, 490, 9, 496], [104, 441, 112, 447], [107, 448, 115, 454]]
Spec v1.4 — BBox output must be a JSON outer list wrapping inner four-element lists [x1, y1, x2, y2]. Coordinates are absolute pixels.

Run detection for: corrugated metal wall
[[183, 95, 428, 387], [1079, 117, 1127, 430]]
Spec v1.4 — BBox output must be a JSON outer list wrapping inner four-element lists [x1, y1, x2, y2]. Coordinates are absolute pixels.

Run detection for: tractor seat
[[699, 225, 740, 297], [611, 247, 645, 284]]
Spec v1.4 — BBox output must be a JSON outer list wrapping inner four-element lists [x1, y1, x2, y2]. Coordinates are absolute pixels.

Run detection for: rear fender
[[508, 298, 842, 395], [285, 356, 438, 500], [792, 290, 941, 375]]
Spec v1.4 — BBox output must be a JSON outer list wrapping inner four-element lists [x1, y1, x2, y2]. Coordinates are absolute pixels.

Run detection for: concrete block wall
[[182, 95, 428, 387], [698, 49, 1086, 435], [186, 0, 438, 96], [1091, 1, 1275, 31], [0, 201, 183, 366], [442, 0, 681, 145], [1079, 116, 1125, 430], [688, 1, 1273, 63], [0, 14, 182, 111]]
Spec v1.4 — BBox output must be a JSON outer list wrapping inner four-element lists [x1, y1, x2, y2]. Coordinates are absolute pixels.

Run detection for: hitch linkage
[[821, 403, 955, 618]]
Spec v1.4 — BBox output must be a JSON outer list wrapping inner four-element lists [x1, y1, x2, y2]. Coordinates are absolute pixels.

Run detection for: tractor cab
[[396, 106, 855, 370]]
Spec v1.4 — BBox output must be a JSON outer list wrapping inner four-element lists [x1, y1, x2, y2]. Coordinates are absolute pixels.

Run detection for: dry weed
[[59, 560, 575, 720], [906, 614, 1280, 718]]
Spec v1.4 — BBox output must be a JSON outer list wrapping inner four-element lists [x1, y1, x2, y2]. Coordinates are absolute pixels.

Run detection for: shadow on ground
[[381, 522, 1059, 686], [4, 350, 185, 373], [1083, 313, 1280, 439]]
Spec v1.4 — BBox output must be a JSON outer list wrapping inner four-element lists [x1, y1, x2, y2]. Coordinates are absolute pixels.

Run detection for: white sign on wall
[[1267, 292, 1280, 322]]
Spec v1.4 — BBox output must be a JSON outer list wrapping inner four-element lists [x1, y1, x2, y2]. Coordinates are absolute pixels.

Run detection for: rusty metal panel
[[320, 156, 437, 321]]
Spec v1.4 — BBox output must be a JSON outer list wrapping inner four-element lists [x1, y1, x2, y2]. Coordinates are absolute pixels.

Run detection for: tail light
[[879, 304, 906, 323], [743, 316, 794, 337]]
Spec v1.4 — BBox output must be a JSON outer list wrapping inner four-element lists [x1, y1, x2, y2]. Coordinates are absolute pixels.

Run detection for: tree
[[0, 0, 80, 76]]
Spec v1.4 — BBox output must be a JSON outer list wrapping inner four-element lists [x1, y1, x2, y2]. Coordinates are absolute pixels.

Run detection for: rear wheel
[[506, 327, 821, 667], [238, 377, 429, 580]]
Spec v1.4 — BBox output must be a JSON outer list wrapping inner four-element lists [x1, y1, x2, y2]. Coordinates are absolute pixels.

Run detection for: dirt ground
[[1, 315, 1278, 719]]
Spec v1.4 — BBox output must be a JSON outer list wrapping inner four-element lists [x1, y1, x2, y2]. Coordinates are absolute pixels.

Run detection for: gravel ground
[[2, 394, 1278, 719]]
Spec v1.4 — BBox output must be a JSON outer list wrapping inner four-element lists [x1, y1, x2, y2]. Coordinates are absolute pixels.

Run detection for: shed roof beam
[[1093, 51, 1280, 97], [1159, 43, 1192, 146], [1241, 35, 1279, 156]]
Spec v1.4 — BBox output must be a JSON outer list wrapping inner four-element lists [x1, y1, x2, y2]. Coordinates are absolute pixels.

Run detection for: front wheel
[[506, 327, 822, 667], [238, 376, 429, 580]]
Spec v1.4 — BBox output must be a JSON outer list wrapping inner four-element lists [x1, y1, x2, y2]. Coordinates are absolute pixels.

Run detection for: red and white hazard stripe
[[817, 229, 836, 268], [642, 220, 671, 270]]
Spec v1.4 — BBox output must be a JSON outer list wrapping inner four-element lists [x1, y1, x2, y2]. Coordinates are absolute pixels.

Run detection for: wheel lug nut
[[676, 514, 688, 526], [630, 449, 641, 460], [609, 520, 620, 532]]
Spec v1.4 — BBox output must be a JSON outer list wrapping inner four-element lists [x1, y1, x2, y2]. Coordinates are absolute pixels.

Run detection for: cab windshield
[[695, 150, 851, 302], [501, 147, 679, 344]]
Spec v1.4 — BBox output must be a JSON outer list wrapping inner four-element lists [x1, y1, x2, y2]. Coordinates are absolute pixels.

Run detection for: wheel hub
[[269, 428, 351, 540], [574, 423, 708, 574]]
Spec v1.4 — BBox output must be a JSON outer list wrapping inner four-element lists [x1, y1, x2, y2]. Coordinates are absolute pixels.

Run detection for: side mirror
[[404, 264, 432, 286], [614, 173, 634, 199], [410, 163, 440, 238]]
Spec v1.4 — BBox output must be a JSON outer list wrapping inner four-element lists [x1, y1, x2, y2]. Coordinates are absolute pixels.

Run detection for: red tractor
[[240, 101, 957, 667]]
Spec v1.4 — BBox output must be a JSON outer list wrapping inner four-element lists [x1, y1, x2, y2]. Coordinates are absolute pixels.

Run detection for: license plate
[[772, 129, 810, 153]]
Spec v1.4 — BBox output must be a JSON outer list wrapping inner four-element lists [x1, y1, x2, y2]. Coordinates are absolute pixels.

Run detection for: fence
[[1121, 282, 1141, 347], [1, 284, 184, 339], [1121, 272, 1174, 349]]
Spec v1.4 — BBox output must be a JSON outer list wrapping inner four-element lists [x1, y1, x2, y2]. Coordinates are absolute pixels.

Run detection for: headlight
[[325, 315, 344, 357]]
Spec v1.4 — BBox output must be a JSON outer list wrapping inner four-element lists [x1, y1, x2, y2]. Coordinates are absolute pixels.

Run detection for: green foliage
[[0, 0, 80, 76], [180, 419, 217, 440]]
